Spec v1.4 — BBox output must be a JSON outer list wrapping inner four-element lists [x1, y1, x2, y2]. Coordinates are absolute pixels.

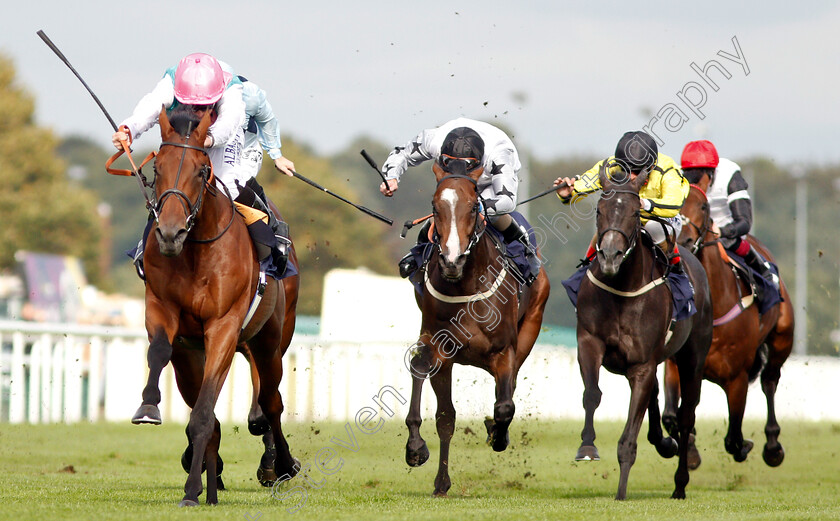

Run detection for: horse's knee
[[616, 438, 638, 465]]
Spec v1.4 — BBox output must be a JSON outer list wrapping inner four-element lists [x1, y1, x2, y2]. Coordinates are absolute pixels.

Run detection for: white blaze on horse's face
[[440, 188, 462, 264]]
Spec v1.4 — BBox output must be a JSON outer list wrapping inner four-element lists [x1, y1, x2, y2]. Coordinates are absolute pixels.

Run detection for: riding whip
[[36, 30, 119, 132], [359, 149, 390, 186], [519, 176, 579, 205], [291, 170, 393, 226]]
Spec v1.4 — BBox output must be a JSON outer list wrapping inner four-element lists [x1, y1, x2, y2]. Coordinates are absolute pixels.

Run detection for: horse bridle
[[680, 185, 717, 255], [434, 174, 486, 257], [155, 138, 235, 243], [596, 188, 641, 262]]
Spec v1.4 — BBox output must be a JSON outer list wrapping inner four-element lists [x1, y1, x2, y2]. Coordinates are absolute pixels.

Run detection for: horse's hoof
[[575, 445, 600, 461], [762, 443, 785, 467], [432, 490, 448, 498], [406, 441, 430, 467], [131, 404, 162, 425], [248, 416, 270, 436], [216, 475, 225, 491], [178, 499, 199, 508], [491, 429, 510, 452], [257, 467, 278, 487], [656, 436, 679, 458], [687, 442, 702, 470], [733, 439, 754, 463], [671, 489, 686, 500]]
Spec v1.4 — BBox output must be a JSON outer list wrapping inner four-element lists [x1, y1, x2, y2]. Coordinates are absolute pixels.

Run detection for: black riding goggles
[[188, 103, 214, 113], [439, 154, 481, 171]]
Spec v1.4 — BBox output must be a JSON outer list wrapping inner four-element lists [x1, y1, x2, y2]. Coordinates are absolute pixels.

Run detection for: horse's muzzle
[[155, 226, 188, 257], [597, 248, 624, 277], [439, 254, 466, 281]]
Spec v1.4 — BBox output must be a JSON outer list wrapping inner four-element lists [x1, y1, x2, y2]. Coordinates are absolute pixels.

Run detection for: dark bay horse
[[404, 163, 550, 497], [667, 183, 794, 467], [574, 166, 712, 499], [141, 107, 299, 506]]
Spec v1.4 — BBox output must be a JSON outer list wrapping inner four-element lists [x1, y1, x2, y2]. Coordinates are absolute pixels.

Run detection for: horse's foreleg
[[405, 339, 434, 468], [576, 336, 604, 462], [486, 349, 516, 453], [180, 329, 237, 507], [133, 329, 173, 425], [723, 373, 753, 462], [429, 364, 455, 497], [662, 358, 681, 436], [616, 362, 657, 500], [646, 376, 678, 458]]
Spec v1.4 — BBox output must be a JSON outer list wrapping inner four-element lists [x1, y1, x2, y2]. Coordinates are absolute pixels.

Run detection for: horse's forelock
[[168, 107, 203, 138]]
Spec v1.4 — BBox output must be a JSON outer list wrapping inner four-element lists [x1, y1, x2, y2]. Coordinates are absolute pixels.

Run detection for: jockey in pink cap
[[112, 53, 291, 282]]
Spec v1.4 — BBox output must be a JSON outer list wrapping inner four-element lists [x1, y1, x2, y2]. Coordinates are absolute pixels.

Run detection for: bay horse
[[141, 107, 299, 506], [574, 165, 712, 499], [666, 183, 794, 468], [404, 163, 550, 497]]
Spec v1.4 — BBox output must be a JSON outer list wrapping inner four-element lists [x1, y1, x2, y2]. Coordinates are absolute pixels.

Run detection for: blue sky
[[2, 1, 839, 166]]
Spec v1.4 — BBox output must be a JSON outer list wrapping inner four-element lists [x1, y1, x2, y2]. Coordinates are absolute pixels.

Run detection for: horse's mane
[[168, 106, 203, 138]]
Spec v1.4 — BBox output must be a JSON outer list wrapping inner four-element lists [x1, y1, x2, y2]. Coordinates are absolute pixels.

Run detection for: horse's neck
[[698, 242, 744, 305], [191, 190, 229, 238]]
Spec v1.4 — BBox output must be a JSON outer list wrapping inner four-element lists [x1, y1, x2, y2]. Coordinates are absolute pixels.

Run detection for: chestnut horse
[[574, 166, 712, 499], [141, 107, 299, 506], [404, 164, 550, 497], [667, 184, 794, 468]]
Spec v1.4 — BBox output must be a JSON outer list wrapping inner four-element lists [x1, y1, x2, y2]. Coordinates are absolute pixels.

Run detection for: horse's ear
[[195, 109, 213, 144], [631, 168, 651, 192], [432, 161, 446, 181], [598, 159, 611, 190], [468, 166, 485, 182], [159, 106, 175, 139]]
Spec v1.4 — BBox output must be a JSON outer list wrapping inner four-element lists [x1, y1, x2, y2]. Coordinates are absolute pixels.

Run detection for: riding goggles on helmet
[[440, 154, 480, 171]]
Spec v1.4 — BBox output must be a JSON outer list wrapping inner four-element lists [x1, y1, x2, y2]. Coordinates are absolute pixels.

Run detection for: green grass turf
[[1, 418, 838, 520]]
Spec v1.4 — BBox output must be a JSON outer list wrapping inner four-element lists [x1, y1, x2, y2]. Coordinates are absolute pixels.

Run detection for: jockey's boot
[[252, 195, 291, 276], [234, 189, 280, 272], [398, 221, 431, 279], [743, 245, 779, 289], [128, 217, 155, 281], [237, 180, 290, 276], [502, 223, 540, 286]]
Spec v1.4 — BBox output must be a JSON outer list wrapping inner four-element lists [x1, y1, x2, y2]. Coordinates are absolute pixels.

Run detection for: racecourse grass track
[[1, 419, 838, 520]]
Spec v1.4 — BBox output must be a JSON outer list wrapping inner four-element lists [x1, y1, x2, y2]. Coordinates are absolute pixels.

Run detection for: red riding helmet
[[681, 140, 720, 169]]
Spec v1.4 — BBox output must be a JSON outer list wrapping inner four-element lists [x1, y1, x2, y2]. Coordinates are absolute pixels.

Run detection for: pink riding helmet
[[173, 53, 233, 105]]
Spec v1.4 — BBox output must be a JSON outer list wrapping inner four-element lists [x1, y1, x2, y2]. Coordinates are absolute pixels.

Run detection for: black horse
[[573, 165, 712, 499]]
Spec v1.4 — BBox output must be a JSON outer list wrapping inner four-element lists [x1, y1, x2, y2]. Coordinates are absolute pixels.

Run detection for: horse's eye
[[471, 203, 478, 214]]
